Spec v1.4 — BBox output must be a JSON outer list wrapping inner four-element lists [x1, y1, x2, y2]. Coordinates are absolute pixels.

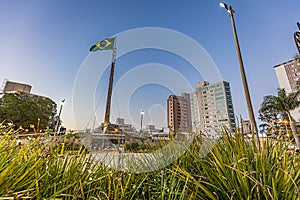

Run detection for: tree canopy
[[0, 92, 57, 131], [259, 88, 300, 150]]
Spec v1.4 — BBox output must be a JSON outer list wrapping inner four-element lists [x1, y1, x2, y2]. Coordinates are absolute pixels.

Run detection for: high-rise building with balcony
[[190, 81, 236, 137], [274, 58, 300, 93], [167, 95, 180, 133], [274, 58, 300, 121], [167, 93, 192, 133]]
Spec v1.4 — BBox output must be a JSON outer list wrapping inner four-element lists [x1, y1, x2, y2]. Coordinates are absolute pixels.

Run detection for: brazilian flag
[[90, 37, 115, 51]]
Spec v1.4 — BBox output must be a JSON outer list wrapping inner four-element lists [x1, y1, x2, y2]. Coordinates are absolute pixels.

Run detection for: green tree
[[0, 92, 57, 131], [259, 96, 287, 135], [259, 88, 300, 150]]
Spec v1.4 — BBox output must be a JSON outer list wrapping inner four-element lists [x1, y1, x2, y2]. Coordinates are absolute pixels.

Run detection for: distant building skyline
[[167, 81, 236, 136], [1, 1, 299, 130]]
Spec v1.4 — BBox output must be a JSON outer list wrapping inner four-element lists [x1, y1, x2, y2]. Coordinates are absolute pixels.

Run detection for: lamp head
[[219, 2, 234, 15], [141, 109, 144, 115], [219, 2, 228, 10]]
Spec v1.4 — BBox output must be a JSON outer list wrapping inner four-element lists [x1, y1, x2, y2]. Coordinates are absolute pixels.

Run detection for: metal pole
[[103, 48, 117, 134], [227, 6, 260, 149], [219, 2, 260, 149]]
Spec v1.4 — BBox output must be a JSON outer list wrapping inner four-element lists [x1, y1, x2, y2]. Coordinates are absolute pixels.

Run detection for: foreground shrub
[[0, 124, 299, 199], [178, 132, 300, 199]]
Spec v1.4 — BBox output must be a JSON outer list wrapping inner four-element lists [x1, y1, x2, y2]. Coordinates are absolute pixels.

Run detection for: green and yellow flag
[[90, 37, 115, 52]]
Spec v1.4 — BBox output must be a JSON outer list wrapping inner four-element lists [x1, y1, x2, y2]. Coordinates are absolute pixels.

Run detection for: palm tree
[[259, 95, 284, 135], [259, 88, 300, 151]]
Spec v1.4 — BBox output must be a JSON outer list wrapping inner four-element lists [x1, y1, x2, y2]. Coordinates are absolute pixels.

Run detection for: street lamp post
[[55, 99, 65, 135], [140, 109, 144, 132], [219, 2, 260, 149]]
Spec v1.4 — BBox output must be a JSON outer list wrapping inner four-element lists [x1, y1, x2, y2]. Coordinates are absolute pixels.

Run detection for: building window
[[214, 88, 223, 92], [215, 96, 224, 101], [215, 92, 224, 96]]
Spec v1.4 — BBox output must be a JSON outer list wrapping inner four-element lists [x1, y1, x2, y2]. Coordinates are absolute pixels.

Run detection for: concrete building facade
[[274, 58, 300, 93], [190, 81, 236, 137], [167, 95, 180, 133], [177, 93, 192, 132], [274, 58, 300, 121], [115, 117, 136, 132], [1, 80, 32, 94], [241, 119, 251, 135], [167, 93, 192, 133]]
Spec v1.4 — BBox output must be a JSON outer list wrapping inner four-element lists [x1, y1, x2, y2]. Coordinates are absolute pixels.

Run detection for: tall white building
[[274, 58, 300, 121], [274, 58, 300, 93], [190, 81, 236, 137]]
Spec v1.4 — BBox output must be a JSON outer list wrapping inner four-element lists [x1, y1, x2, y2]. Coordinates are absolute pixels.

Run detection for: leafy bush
[[0, 123, 299, 199], [125, 141, 169, 153]]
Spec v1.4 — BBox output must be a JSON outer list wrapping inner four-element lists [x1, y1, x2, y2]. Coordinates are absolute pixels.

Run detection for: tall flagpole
[[103, 39, 117, 134]]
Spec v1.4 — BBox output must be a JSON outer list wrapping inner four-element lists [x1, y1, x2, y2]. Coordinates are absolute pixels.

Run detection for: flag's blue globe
[[100, 40, 107, 47]]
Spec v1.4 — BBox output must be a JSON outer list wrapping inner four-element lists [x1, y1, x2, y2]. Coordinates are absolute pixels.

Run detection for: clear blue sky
[[0, 0, 299, 130]]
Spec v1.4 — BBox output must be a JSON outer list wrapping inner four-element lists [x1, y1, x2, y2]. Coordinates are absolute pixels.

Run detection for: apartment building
[[274, 58, 300, 121], [190, 81, 236, 137], [167, 93, 192, 133]]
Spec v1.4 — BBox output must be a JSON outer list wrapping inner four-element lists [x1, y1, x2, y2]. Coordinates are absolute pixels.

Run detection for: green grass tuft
[[1, 123, 299, 199]]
